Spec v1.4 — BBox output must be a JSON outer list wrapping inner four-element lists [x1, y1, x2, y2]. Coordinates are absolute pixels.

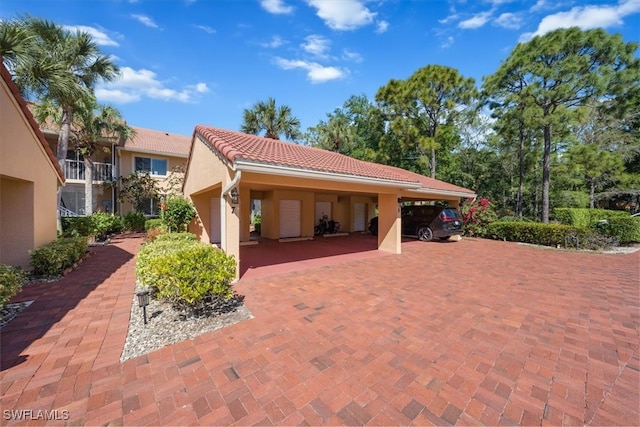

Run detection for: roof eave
[[116, 146, 189, 158], [235, 160, 422, 189], [407, 188, 477, 199]]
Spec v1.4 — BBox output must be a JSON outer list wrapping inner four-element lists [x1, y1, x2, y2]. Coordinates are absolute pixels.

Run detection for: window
[[139, 198, 160, 216], [134, 157, 167, 176]]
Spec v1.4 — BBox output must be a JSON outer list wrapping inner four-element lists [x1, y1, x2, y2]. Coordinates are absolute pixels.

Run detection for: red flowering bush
[[460, 197, 497, 237]]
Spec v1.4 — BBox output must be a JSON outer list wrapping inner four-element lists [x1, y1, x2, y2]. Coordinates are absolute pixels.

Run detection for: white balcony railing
[[64, 159, 113, 182]]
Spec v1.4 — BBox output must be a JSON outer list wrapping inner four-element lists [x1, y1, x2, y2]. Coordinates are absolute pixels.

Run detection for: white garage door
[[280, 200, 301, 238], [210, 197, 221, 244], [353, 203, 366, 232], [315, 201, 332, 223]]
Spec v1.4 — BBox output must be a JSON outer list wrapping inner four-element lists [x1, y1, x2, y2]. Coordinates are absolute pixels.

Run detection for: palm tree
[[1, 16, 119, 222], [240, 97, 301, 140], [74, 99, 134, 216]]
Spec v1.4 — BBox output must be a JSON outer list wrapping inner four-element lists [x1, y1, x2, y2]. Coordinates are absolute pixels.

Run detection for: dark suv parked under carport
[[368, 205, 463, 241]]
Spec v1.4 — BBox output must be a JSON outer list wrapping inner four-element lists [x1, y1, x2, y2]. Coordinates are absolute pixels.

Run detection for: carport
[[183, 126, 475, 279]]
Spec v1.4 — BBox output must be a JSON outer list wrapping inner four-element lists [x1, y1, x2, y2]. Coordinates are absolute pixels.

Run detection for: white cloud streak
[[494, 12, 522, 29], [131, 14, 159, 28], [260, 0, 294, 14], [458, 11, 493, 29], [376, 20, 389, 34], [302, 35, 331, 58], [96, 67, 208, 103], [520, 0, 640, 41], [64, 25, 119, 46], [274, 57, 347, 83], [194, 24, 216, 34], [306, 0, 376, 30], [261, 35, 285, 48]]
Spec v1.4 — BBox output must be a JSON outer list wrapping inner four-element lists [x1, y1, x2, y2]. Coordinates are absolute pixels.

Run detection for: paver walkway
[[1, 234, 638, 426]]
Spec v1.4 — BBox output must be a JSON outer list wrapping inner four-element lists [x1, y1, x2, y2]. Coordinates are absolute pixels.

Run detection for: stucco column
[[377, 193, 401, 254], [239, 186, 251, 242], [224, 197, 241, 280]]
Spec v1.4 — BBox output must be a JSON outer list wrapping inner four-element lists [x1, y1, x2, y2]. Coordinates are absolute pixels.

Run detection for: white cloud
[[261, 35, 285, 48], [375, 20, 389, 34], [194, 25, 216, 34], [306, 0, 376, 31], [260, 0, 294, 14], [64, 25, 119, 46], [131, 14, 159, 28], [342, 49, 363, 62], [97, 67, 208, 103], [439, 13, 459, 24], [302, 35, 330, 57], [520, 0, 640, 42], [530, 0, 549, 12], [274, 57, 347, 83], [494, 12, 522, 29], [441, 36, 454, 49], [458, 11, 493, 29]]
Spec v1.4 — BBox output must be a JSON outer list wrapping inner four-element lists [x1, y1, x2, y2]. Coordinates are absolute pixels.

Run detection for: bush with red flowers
[[460, 197, 498, 237]]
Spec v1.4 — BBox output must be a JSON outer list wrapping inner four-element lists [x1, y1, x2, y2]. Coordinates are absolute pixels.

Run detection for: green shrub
[[0, 265, 26, 308], [30, 237, 88, 278], [162, 197, 196, 232], [91, 212, 123, 239], [145, 218, 165, 231], [61, 216, 94, 237], [123, 212, 146, 232], [497, 216, 533, 222], [604, 217, 640, 244], [486, 222, 587, 247], [136, 238, 236, 316], [153, 232, 196, 243], [553, 208, 629, 228]]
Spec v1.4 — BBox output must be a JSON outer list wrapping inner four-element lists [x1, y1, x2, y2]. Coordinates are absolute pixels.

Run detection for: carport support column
[[377, 193, 401, 254]]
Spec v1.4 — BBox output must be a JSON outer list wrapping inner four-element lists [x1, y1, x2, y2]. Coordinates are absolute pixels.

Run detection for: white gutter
[[235, 160, 421, 189], [407, 188, 477, 199], [220, 170, 242, 252]]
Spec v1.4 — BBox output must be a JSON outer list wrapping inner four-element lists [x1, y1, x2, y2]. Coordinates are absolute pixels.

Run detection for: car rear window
[[441, 209, 459, 220]]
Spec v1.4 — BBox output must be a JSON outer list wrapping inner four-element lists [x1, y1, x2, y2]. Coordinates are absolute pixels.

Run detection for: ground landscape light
[[136, 290, 150, 325]]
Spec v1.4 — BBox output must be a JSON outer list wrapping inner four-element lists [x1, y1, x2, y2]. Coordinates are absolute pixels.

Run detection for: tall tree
[[240, 97, 301, 140], [485, 27, 639, 222], [375, 65, 478, 178], [1, 16, 120, 222]]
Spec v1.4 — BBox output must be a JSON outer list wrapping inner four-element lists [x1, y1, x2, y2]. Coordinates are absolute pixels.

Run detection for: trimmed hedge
[[62, 213, 123, 239], [136, 235, 236, 315], [0, 265, 27, 308], [30, 237, 88, 278], [553, 208, 629, 228], [486, 222, 586, 247], [145, 218, 165, 231], [604, 217, 640, 244], [123, 212, 146, 232]]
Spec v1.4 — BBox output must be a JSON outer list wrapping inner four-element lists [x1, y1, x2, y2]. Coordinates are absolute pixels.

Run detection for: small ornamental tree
[[460, 197, 498, 237], [163, 197, 196, 232]]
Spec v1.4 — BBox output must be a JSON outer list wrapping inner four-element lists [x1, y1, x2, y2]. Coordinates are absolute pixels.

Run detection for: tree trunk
[[541, 123, 552, 223], [430, 147, 436, 178], [517, 119, 525, 218], [56, 105, 72, 230], [84, 156, 94, 216]]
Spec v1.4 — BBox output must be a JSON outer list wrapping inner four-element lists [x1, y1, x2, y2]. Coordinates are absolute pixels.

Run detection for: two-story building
[[38, 123, 191, 216]]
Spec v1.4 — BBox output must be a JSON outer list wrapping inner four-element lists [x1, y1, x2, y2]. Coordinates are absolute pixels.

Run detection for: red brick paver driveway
[[1, 235, 639, 426]]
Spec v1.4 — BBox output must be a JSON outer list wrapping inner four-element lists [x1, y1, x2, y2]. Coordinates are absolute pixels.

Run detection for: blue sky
[[2, 0, 639, 137]]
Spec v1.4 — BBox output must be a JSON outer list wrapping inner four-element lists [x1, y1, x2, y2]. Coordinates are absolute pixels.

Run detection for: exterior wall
[[377, 193, 402, 254], [117, 148, 188, 214], [0, 80, 61, 267], [259, 189, 315, 239]]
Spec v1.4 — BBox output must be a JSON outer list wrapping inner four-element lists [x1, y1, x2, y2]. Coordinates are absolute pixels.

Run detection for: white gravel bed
[[120, 283, 253, 362]]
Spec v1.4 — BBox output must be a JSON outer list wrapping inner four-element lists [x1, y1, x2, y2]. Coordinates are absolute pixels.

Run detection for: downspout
[[220, 169, 242, 252]]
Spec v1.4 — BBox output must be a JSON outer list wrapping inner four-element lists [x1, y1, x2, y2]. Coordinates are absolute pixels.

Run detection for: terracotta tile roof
[[1, 62, 65, 183], [195, 125, 476, 195], [122, 127, 191, 157]]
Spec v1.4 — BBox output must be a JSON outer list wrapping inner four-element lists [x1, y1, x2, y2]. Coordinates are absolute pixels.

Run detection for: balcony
[[64, 159, 113, 182]]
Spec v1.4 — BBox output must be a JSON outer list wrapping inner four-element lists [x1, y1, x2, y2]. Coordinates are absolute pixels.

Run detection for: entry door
[[210, 198, 221, 244], [280, 200, 301, 238], [353, 203, 366, 232], [315, 201, 332, 223]]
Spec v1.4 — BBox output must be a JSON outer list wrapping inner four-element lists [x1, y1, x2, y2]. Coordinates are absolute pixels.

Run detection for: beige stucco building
[[183, 126, 476, 278], [0, 63, 65, 267]]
